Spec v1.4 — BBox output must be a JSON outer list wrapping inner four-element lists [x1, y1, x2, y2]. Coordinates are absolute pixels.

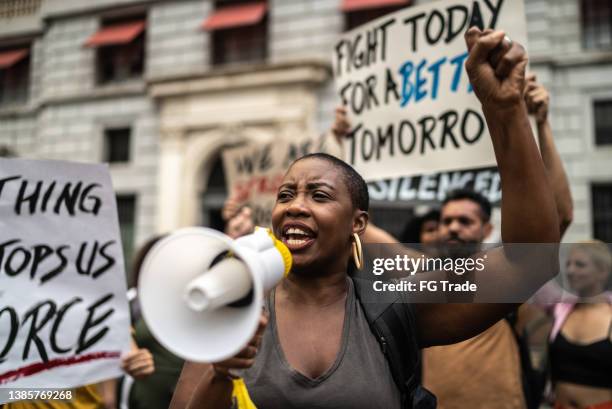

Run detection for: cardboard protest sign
[[333, 0, 527, 182], [0, 158, 130, 399], [222, 135, 338, 226]]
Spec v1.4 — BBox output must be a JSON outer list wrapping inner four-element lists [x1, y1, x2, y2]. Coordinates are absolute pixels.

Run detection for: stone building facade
[[0, 0, 611, 272]]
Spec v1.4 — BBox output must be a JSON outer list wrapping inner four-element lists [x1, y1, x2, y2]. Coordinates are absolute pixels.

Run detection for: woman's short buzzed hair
[[292, 153, 369, 212]]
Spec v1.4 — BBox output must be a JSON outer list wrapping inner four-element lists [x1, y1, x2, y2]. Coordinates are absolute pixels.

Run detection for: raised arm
[[525, 74, 573, 238], [414, 28, 560, 347]]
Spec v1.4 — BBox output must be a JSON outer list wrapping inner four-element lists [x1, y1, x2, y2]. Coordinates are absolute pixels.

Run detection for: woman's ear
[[353, 210, 369, 236]]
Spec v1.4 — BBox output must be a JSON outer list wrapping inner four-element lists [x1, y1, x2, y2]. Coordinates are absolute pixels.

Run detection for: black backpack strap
[[352, 277, 436, 409]]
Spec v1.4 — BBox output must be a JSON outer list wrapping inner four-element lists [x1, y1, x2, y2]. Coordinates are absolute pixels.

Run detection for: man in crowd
[[421, 188, 527, 409]]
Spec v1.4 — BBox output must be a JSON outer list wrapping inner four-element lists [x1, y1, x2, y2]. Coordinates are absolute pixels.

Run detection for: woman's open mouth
[[281, 225, 316, 251]]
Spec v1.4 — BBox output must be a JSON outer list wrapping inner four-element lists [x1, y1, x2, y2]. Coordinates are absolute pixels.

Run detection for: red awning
[[341, 0, 410, 12], [0, 48, 29, 69], [84, 20, 146, 47], [202, 2, 267, 31]]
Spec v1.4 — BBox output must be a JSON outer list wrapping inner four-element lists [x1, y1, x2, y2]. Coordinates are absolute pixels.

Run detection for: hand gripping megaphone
[[138, 227, 292, 362]]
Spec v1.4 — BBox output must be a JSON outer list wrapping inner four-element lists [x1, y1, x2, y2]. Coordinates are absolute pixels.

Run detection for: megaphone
[[139, 227, 292, 362]]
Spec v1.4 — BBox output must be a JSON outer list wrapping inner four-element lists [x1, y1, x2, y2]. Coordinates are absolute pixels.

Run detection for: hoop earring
[[352, 233, 363, 270]]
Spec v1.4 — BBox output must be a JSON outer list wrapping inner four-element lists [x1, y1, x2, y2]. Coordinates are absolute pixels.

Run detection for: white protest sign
[[333, 0, 528, 181], [0, 158, 131, 399], [222, 135, 338, 226]]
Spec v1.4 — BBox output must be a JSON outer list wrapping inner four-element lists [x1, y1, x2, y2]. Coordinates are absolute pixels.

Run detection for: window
[[342, 0, 409, 31], [0, 47, 30, 106], [592, 183, 612, 242], [116, 194, 137, 275], [594, 100, 612, 145], [0, 0, 41, 19], [582, 0, 612, 50], [104, 127, 131, 163], [203, 1, 267, 66], [85, 16, 146, 84], [200, 155, 227, 231]]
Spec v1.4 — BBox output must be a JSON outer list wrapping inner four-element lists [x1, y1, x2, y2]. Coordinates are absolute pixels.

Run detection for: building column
[[157, 129, 185, 232]]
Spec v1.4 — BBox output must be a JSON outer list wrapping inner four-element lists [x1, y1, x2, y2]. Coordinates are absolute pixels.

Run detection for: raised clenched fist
[[464, 27, 528, 113]]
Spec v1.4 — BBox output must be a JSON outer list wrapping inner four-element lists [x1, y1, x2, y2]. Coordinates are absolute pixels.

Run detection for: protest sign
[[222, 134, 337, 226], [333, 0, 528, 182], [368, 166, 501, 205], [0, 158, 130, 399]]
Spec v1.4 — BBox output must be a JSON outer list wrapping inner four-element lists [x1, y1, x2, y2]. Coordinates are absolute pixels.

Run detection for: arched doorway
[[200, 154, 227, 231]]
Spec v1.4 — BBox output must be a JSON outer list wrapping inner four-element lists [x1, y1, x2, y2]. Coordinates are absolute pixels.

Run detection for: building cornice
[[148, 59, 332, 99], [0, 103, 38, 119], [40, 0, 158, 21], [40, 81, 147, 107], [531, 50, 612, 68]]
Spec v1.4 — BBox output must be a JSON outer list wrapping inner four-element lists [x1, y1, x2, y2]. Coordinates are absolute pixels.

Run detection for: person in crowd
[[548, 240, 612, 409], [421, 188, 529, 409], [399, 208, 440, 246], [167, 28, 561, 409], [223, 204, 255, 240]]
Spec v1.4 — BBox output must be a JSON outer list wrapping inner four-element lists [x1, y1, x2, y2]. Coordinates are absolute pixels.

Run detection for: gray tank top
[[237, 278, 402, 409]]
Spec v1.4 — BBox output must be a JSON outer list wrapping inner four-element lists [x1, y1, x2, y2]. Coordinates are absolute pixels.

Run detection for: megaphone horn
[[139, 227, 291, 363]]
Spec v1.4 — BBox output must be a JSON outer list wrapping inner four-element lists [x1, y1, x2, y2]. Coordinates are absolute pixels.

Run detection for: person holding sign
[[169, 28, 559, 409]]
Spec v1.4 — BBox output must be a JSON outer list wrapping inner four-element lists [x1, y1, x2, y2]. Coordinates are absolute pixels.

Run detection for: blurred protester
[[399, 208, 440, 246], [331, 106, 351, 146], [420, 189, 530, 409], [221, 195, 242, 226], [548, 240, 612, 409], [223, 203, 255, 240]]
